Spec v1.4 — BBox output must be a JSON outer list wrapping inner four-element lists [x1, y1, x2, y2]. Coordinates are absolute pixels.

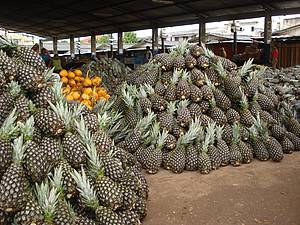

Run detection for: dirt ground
[[142, 153, 300, 225]]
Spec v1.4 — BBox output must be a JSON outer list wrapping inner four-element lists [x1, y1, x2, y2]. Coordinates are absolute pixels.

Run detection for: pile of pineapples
[[110, 41, 300, 174], [0, 38, 149, 224]]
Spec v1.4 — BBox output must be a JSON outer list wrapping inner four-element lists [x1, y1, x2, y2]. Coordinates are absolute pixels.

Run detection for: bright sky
[[134, 14, 300, 37]]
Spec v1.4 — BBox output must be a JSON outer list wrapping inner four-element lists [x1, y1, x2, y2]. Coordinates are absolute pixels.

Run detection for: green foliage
[[96, 35, 109, 44], [123, 32, 138, 44]]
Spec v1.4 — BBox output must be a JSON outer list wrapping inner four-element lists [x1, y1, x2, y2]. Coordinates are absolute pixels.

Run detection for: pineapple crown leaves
[[254, 65, 266, 78], [12, 135, 26, 163], [253, 113, 268, 137], [51, 81, 65, 103], [7, 80, 21, 98], [92, 98, 114, 114], [206, 122, 216, 144], [145, 121, 160, 146], [177, 100, 190, 112], [135, 109, 156, 131], [202, 132, 211, 153], [204, 74, 213, 88], [213, 60, 227, 79], [35, 180, 60, 222], [18, 116, 34, 142], [144, 83, 155, 95], [232, 123, 240, 144], [138, 86, 148, 99], [238, 58, 254, 78], [43, 67, 57, 83], [71, 167, 99, 210], [167, 101, 177, 115], [239, 91, 249, 110], [0, 108, 19, 140], [171, 69, 181, 84], [85, 142, 104, 179], [201, 43, 215, 59], [209, 97, 216, 108], [156, 129, 168, 150], [249, 125, 258, 140], [28, 100, 37, 114], [97, 112, 112, 131], [170, 40, 189, 57], [122, 88, 135, 108], [177, 117, 201, 147], [215, 125, 224, 140], [180, 69, 190, 81], [49, 165, 64, 197], [75, 116, 94, 147], [49, 100, 83, 131]]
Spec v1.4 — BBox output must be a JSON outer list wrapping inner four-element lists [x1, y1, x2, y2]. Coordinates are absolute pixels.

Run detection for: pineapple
[[101, 151, 125, 182], [243, 69, 260, 98], [164, 69, 180, 102], [0, 136, 29, 212], [200, 84, 213, 100], [169, 118, 201, 173], [185, 126, 203, 171], [206, 122, 222, 169], [171, 123, 186, 138], [0, 92, 13, 126], [226, 108, 240, 124], [32, 85, 55, 108], [83, 112, 99, 133], [249, 126, 269, 161], [133, 197, 147, 220], [57, 160, 78, 199], [190, 83, 203, 103], [177, 100, 192, 127], [197, 132, 212, 174], [198, 100, 210, 113], [161, 70, 173, 84], [16, 63, 44, 91], [71, 168, 125, 224], [118, 210, 141, 225], [215, 125, 230, 166], [229, 123, 242, 166], [188, 103, 203, 118], [237, 138, 253, 164], [282, 104, 300, 137], [208, 97, 227, 125], [205, 67, 221, 86], [153, 53, 174, 71], [40, 136, 61, 166], [171, 41, 187, 70], [270, 124, 287, 142], [176, 69, 190, 100], [164, 133, 177, 150], [190, 44, 204, 58], [122, 87, 139, 128], [286, 132, 300, 151], [281, 136, 294, 154], [142, 64, 160, 86], [137, 86, 152, 114], [145, 84, 167, 112], [158, 101, 177, 132], [222, 123, 233, 144], [256, 93, 274, 112], [119, 185, 138, 211], [0, 109, 18, 177], [239, 93, 254, 128], [185, 54, 197, 69], [14, 192, 44, 225], [197, 55, 210, 68], [190, 68, 205, 87], [0, 49, 17, 81]]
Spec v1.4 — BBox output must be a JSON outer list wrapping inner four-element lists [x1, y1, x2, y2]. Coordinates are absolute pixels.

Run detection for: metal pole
[[53, 37, 58, 55], [91, 33, 96, 58], [70, 35, 75, 59], [118, 32, 124, 58], [152, 28, 159, 55], [110, 34, 113, 58], [199, 20, 206, 44], [233, 30, 237, 55], [263, 10, 272, 65]]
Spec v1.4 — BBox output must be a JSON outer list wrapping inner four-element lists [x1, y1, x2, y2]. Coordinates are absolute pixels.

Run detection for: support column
[[70, 35, 75, 59], [263, 10, 272, 65], [152, 28, 159, 55], [53, 37, 58, 55], [118, 32, 124, 57], [39, 39, 43, 51], [110, 34, 114, 58], [199, 21, 206, 44], [233, 28, 237, 55], [91, 33, 96, 58]]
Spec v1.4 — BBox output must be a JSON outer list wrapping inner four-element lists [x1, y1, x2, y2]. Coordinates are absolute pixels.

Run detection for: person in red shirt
[[271, 45, 279, 69]]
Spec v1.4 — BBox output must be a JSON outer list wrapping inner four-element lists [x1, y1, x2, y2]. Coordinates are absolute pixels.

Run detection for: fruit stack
[[111, 41, 300, 174], [59, 69, 110, 109], [0, 37, 148, 224]]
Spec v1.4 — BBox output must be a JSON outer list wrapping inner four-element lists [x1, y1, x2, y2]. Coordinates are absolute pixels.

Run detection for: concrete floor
[[143, 153, 300, 225]]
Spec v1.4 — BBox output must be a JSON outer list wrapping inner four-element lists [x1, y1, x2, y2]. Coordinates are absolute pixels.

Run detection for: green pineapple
[[185, 53, 197, 69], [282, 104, 300, 137], [176, 69, 191, 100], [226, 108, 240, 124], [118, 209, 141, 225], [0, 136, 29, 212], [145, 84, 167, 112], [249, 126, 269, 161], [270, 124, 287, 142], [40, 136, 61, 167], [190, 44, 204, 58], [158, 101, 177, 132], [189, 83, 203, 103], [198, 100, 210, 113], [170, 41, 188, 70], [188, 103, 203, 119], [239, 93, 254, 128], [286, 132, 300, 151], [208, 97, 227, 125], [0, 109, 18, 177], [215, 125, 230, 166], [0, 91, 13, 126], [190, 68, 205, 87], [57, 160, 78, 199], [71, 168, 126, 224], [256, 93, 274, 112], [177, 100, 192, 127], [222, 123, 233, 144], [197, 55, 210, 68], [142, 63, 160, 86], [205, 67, 221, 86], [16, 63, 44, 92], [164, 69, 180, 102], [122, 87, 139, 129], [160, 70, 173, 84], [137, 86, 152, 114], [200, 84, 213, 101], [0, 49, 17, 81], [168, 118, 201, 173], [32, 86, 55, 108], [153, 53, 174, 71], [164, 133, 177, 150], [185, 126, 203, 171], [243, 64, 262, 97], [197, 132, 212, 174], [206, 122, 222, 169], [281, 136, 294, 154], [229, 123, 242, 166]]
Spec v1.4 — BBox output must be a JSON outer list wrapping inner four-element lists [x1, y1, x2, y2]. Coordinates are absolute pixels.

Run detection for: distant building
[[0, 28, 39, 46]]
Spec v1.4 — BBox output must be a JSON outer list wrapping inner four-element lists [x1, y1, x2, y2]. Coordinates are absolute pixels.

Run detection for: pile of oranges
[[59, 69, 110, 109]]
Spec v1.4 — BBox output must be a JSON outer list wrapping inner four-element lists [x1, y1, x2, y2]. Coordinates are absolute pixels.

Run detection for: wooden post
[[53, 37, 58, 55], [91, 33, 96, 57], [263, 10, 272, 65], [39, 39, 43, 52], [70, 35, 75, 59], [199, 21, 206, 44], [118, 32, 124, 57], [152, 28, 159, 55]]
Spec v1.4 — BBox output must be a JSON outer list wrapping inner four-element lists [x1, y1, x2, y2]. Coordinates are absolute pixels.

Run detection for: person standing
[[271, 45, 279, 69], [145, 46, 153, 63], [51, 54, 63, 73], [220, 47, 227, 58], [40, 48, 51, 67]]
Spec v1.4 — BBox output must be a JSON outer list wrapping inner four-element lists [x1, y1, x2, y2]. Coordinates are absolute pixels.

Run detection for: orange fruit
[[83, 87, 93, 96], [81, 93, 91, 100], [75, 76, 84, 82], [59, 69, 68, 77], [83, 77, 92, 87], [61, 77, 69, 84], [68, 71, 76, 79], [65, 94, 74, 101], [68, 79, 76, 87], [92, 76, 102, 86], [82, 99, 92, 109], [74, 69, 82, 76], [71, 91, 81, 100]]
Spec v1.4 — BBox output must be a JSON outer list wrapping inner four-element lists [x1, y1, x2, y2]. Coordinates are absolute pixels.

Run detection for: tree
[[123, 32, 138, 44], [96, 35, 109, 44]]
